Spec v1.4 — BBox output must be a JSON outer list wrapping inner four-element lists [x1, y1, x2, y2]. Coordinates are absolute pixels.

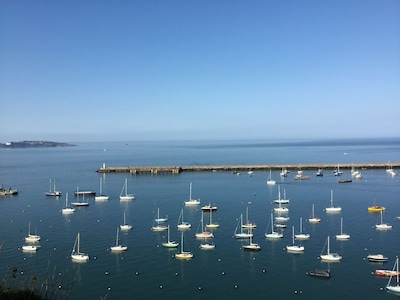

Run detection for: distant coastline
[[0, 141, 76, 149]]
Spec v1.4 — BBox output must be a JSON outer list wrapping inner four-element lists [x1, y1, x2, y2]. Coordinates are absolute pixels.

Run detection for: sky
[[0, 1, 399, 142]]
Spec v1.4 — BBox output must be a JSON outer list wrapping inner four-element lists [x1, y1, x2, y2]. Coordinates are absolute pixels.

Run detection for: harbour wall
[[96, 162, 400, 175]]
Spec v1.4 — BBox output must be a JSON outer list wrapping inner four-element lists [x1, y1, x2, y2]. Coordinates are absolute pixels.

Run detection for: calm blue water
[[1, 138, 400, 299]]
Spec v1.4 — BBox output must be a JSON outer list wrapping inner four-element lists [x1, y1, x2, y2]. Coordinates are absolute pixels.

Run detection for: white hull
[[265, 232, 283, 239], [22, 245, 40, 252], [95, 195, 109, 201], [200, 243, 215, 250], [25, 235, 41, 242], [111, 245, 128, 252], [120, 225, 132, 231]]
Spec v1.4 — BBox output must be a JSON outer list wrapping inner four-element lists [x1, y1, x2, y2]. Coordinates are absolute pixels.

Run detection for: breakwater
[[96, 162, 400, 175]]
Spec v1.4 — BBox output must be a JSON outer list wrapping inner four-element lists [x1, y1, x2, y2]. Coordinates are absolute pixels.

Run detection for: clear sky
[[1, 1, 399, 142]]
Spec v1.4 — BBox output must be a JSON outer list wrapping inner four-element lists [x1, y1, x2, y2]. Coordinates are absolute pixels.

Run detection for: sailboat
[[119, 178, 135, 200], [234, 214, 253, 239], [265, 213, 283, 239], [62, 193, 75, 214], [333, 163, 343, 176], [368, 195, 385, 212], [286, 226, 304, 253], [177, 209, 191, 229], [71, 189, 89, 206], [242, 207, 256, 229], [295, 217, 310, 240], [154, 208, 168, 222], [195, 211, 214, 238], [243, 228, 260, 251], [325, 190, 341, 213], [205, 209, 220, 229], [273, 186, 290, 204], [335, 217, 350, 240], [308, 204, 321, 223], [161, 225, 179, 248], [22, 245, 40, 252], [319, 236, 342, 262], [25, 222, 40, 242], [274, 200, 289, 214], [71, 232, 89, 262], [95, 178, 109, 201], [266, 169, 276, 185], [175, 231, 193, 259], [184, 182, 200, 205], [110, 227, 127, 251], [375, 211, 392, 230], [45, 179, 61, 196], [120, 212, 132, 231], [386, 256, 400, 294]]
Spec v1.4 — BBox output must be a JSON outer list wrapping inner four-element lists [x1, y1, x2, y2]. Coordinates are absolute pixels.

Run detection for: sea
[[1, 138, 400, 300]]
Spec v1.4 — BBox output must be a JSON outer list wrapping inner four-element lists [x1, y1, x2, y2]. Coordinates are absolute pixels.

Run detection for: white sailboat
[[195, 211, 214, 238], [119, 178, 135, 200], [234, 214, 253, 239], [110, 227, 127, 251], [95, 178, 109, 201], [25, 222, 41, 242], [375, 211, 392, 230], [265, 213, 283, 239], [71, 232, 89, 262], [286, 226, 304, 253], [184, 182, 200, 205], [22, 245, 40, 252], [319, 236, 342, 262], [243, 228, 260, 251], [333, 163, 343, 176], [325, 190, 341, 213], [154, 208, 168, 222], [273, 185, 290, 204], [386, 256, 400, 294], [62, 193, 75, 214], [120, 212, 132, 231], [295, 217, 310, 240], [266, 169, 276, 185], [241, 207, 256, 229], [308, 204, 321, 223], [205, 209, 220, 229], [71, 189, 89, 207], [175, 231, 193, 259], [177, 209, 191, 229], [161, 225, 179, 248], [274, 201, 289, 214], [335, 217, 350, 240], [45, 179, 61, 196]]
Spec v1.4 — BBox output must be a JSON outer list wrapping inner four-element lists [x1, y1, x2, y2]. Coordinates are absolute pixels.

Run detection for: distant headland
[[0, 141, 76, 148]]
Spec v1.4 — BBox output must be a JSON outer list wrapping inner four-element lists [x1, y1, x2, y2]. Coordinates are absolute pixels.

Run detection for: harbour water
[[1, 138, 400, 299]]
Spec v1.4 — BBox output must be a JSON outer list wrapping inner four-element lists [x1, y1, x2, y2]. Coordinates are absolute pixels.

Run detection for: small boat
[[61, 193, 75, 214], [265, 213, 283, 239], [25, 222, 40, 242], [338, 179, 352, 183], [119, 178, 135, 200], [151, 222, 168, 231], [243, 228, 260, 251], [184, 182, 200, 205], [95, 178, 109, 201], [325, 190, 341, 213], [319, 236, 342, 262], [45, 179, 61, 196], [175, 232, 193, 259], [376, 269, 400, 277], [286, 226, 304, 253], [333, 164, 343, 176], [273, 185, 290, 204], [201, 204, 217, 211], [22, 245, 40, 252], [177, 209, 191, 229], [199, 242, 215, 250], [274, 223, 287, 229], [0, 186, 18, 196], [71, 190, 89, 207], [195, 211, 214, 238], [248, 171, 254, 176], [306, 269, 331, 278], [266, 169, 276, 185], [74, 188, 95, 196], [307, 204, 321, 223], [375, 211, 392, 230], [386, 256, 400, 294], [71, 232, 89, 262], [110, 227, 128, 252], [368, 205, 385, 212], [274, 201, 289, 214], [315, 169, 324, 176], [242, 207, 256, 229], [367, 254, 388, 263], [280, 168, 289, 177], [234, 214, 253, 239], [294, 170, 310, 180], [335, 217, 350, 240], [275, 215, 290, 222], [120, 212, 132, 231], [355, 172, 363, 179], [161, 225, 179, 248], [295, 217, 310, 240], [205, 209, 220, 229], [154, 208, 168, 223], [386, 161, 398, 176]]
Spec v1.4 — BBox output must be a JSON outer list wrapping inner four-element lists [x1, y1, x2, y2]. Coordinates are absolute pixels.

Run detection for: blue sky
[[1, 1, 399, 142]]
